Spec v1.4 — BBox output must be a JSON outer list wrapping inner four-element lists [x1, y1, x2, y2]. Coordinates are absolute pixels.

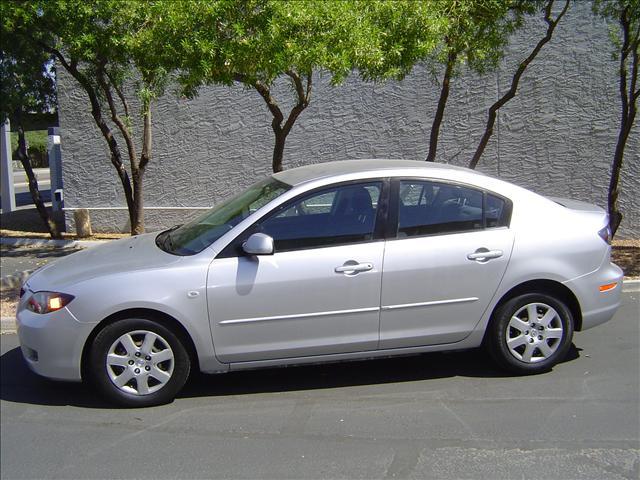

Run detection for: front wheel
[[485, 293, 574, 374], [88, 318, 191, 407]]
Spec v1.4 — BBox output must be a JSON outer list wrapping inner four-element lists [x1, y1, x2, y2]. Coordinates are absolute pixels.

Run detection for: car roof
[[273, 159, 482, 186]]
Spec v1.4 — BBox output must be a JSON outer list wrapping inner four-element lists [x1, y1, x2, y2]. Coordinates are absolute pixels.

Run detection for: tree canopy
[[1, 0, 174, 234]]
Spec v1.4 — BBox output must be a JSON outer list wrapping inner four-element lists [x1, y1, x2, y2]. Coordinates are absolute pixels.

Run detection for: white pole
[[48, 126, 63, 211], [0, 119, 16, 213]]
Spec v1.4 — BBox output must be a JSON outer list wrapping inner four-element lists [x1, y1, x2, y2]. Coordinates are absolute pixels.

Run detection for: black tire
[[485, 292, 574, 375], [88, 318, 191, 407]]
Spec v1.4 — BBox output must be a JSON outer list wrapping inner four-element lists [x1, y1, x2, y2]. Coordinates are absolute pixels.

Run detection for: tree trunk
[[608, 6, 638, 237], [246, 72, 311, 173], [426, 52, 456, 162], [15, 113, 61, 239], [128, 98, 152, 234], [131, 171, 145, 235], [272, 131, 286, 173], [608, 89, 636, 237]]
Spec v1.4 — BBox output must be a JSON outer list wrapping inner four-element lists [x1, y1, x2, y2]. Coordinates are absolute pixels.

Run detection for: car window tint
[[259, 182, 382, 251], [397, 180, 484, 237], [486, 194, 508, 228]]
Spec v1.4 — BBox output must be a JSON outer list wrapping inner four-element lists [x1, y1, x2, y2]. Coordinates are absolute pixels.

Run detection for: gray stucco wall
[[58, 2, 639, 236]]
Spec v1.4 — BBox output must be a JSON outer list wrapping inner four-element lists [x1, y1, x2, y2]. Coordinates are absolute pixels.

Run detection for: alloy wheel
[[105, 330, 175, 395], [505, 302, 564, 363]]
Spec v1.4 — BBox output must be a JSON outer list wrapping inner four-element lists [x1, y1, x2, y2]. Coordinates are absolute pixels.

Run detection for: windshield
[[156, 177, 291, 255]]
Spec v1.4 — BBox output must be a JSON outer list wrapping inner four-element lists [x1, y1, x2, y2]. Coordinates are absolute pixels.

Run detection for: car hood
[[26, 233, 183, 291]]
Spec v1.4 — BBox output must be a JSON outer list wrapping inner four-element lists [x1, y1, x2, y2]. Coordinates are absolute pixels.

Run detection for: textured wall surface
[[58, 2, 638, 236]]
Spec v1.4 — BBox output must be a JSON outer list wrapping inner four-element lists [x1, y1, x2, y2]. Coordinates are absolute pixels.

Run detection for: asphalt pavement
[[1, 292, 638, 479], [0, 243, 83, 277], [0, 243, 85, 290]]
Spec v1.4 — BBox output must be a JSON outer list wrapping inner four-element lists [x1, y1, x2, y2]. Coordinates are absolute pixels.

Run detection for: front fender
[[67, 264, 227, 374]]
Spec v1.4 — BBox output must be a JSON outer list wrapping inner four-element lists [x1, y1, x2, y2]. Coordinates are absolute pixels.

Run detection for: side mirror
[[242, 233, 274, 255]]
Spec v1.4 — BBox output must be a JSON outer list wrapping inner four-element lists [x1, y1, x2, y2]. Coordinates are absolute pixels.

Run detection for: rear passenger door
[[379, 179, 514, 348]]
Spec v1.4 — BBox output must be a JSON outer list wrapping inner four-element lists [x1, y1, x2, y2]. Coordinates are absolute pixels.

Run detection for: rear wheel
[[88, 318, 191, 407], [486, 293, 574, 374]]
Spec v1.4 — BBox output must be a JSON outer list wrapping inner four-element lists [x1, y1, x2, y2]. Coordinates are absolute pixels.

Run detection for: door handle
[[467, 249, 503, 262], [335, 262, 374, 274]]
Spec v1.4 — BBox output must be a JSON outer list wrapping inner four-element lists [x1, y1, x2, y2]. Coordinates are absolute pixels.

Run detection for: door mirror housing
[[242, 233, 274, 255]]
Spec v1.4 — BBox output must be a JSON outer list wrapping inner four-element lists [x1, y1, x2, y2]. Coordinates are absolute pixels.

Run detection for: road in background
[[1, 292, 638, 479], [1, 168, 51, 210]]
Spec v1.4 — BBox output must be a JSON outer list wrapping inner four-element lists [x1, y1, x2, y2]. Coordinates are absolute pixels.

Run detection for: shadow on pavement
[[0, 245, 83, 258], [0, 347, 112, 408], [0, 344, 581, 408]]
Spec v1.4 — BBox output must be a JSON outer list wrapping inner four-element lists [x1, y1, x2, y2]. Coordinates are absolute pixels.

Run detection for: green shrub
[[10, 130, 49, 168]]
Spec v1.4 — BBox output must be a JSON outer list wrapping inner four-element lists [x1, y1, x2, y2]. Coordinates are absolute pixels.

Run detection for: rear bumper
[[564, 262, 624, 331], [16, 306, 92, 381]]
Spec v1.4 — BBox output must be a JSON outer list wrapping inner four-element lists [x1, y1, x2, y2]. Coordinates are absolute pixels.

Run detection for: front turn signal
[[599, 282, 618, 292]]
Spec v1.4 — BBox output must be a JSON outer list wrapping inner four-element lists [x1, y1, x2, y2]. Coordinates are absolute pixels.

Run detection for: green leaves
[[593, 0, 640, 55], [2, 0, 171, 109]]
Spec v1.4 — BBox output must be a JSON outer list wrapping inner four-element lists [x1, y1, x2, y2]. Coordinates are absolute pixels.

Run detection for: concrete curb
[[623, 279, 640, 293], [1, 280, 637, 335], [0, 237, 107, 248]]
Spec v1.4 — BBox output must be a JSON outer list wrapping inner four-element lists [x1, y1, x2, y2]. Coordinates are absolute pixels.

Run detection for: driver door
[[207, 181, 386, 363]]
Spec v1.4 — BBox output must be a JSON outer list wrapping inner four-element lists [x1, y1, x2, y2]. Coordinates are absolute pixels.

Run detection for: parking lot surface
[[1, 292, 638, 479]]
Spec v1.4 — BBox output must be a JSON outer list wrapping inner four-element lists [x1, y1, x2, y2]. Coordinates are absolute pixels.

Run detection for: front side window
[[397, 180, 508, 237], [255, 181, 383, 251], [157, 177, 291, 255]]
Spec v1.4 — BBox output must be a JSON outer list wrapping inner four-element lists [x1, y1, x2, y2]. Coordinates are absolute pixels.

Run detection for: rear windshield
[[156, 178, 291, 255]]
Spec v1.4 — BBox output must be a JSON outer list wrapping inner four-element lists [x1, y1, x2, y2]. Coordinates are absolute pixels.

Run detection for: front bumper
[[16, 304, 94, 382], [564, 261, 624, 331]]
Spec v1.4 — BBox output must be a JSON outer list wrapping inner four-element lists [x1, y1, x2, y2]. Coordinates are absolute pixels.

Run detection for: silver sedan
[[16, 160, 623, 407]]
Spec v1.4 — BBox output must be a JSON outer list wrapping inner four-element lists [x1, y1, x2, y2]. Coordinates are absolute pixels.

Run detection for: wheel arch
[[80, 308, 200, 381], [490, 279, 583, 332]]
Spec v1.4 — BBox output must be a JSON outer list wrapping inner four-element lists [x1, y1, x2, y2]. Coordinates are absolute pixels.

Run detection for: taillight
[[598, 226, 611, 245]]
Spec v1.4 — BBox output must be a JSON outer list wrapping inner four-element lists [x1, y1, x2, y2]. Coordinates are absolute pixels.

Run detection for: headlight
[[26, 292, 75, 314]]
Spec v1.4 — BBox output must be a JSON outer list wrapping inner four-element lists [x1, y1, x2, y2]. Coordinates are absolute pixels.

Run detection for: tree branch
[[235, 72, 285, 127], [468, 0, 569, 169], [282, 70, 312, 137], [628, 38, 638, 106], [305, 71, 312, 102], [286, 70, 307, 106], [96, 64, 138, 169], [105, 70, 131, 119], [25, 34, 135, 220]]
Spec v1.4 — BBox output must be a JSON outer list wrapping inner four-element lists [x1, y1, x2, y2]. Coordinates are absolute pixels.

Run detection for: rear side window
[[486, 194, 509, 228], [397, 180, 510, 238]]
